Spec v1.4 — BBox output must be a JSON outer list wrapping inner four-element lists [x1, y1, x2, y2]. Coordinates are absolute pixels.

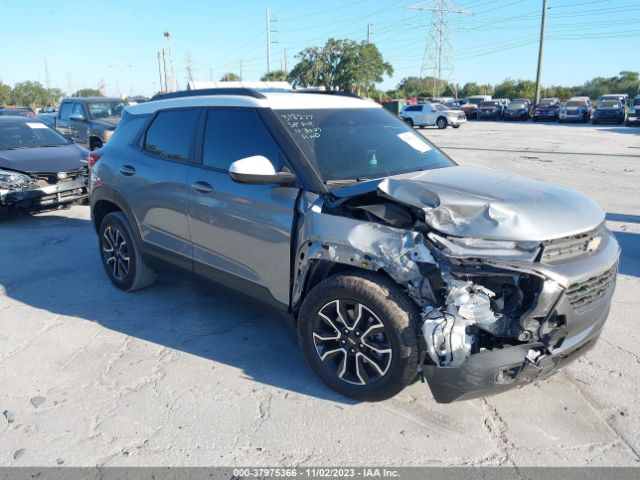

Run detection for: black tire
[[98, 212, 156, 292], [90, 138, 103, 151], [297, 271, 420, 402], [436, 117, 448, 129], [452, 124, 461, 128], [406, 118, 414, 128]]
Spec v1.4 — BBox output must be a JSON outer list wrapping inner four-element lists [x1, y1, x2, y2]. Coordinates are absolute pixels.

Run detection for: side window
[[71, 103, 85, 118], [405, 105, 420, 112], [202, 109, 282, 171], [59, 102, 73, 121], [143, 109, 200, 161]]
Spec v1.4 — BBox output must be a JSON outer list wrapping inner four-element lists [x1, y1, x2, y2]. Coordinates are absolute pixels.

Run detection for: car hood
[[0, 144, 88, 174], [332, 166, 604, 241], [90, 117, 120, 129]]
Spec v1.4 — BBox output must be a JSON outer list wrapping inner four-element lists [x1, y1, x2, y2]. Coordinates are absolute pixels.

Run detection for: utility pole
[[284, 48, 288, 75], [266, 8, 272, 73], [162, 48, 168, 93], [406, 1, 473, 98], [44, 58, 51, 89], [240, 60, 243, 81], [157, 51, 164, 92], [185, 52, 194, 86], [367, 23, 372, 43], [534, 0, 548, 106]]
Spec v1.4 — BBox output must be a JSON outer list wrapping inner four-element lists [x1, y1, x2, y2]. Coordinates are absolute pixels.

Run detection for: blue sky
[[1, 0, 638, 96]]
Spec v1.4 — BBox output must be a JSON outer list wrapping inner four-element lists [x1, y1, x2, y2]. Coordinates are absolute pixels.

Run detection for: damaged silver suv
[[89, 88, 619, 403]]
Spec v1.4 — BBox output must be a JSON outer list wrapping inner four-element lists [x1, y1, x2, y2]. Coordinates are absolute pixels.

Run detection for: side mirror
[[229, 155, 296, 186], [69, 113, 86, 122]]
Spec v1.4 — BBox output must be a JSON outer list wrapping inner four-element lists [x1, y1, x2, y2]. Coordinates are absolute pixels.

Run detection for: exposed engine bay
[[293, 167, 619, 402]]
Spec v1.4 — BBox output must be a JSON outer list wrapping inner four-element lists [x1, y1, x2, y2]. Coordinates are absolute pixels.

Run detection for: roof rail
[[292, 89, 362, 99], [150, 88, 267, 102]]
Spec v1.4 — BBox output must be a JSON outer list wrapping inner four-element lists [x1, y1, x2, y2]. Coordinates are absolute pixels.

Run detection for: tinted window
[[202, 109, 282, 170], [59, 102, 73, 120], [404, 105, 422, 112], [144, 109, 200, 161]]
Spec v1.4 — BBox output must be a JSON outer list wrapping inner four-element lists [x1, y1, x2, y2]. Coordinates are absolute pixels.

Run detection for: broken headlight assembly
[[428, 232, 540, 261], [0, 170, 33, 191]]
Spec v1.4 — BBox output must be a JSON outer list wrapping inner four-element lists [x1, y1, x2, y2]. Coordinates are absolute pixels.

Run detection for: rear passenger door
[[69, 102, 89, 146], [115, 108, 201, 270], [186, 108, 299, 306]]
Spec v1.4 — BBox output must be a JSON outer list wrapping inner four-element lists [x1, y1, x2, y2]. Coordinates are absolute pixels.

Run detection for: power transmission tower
[[406, 1, 472, 98], [367, 23, 372, 43], [185, 52, 195, 85]]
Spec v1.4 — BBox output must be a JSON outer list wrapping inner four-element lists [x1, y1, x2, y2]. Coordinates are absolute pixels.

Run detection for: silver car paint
[[376, 166, 605, 241], [186, 166, 299, 305]]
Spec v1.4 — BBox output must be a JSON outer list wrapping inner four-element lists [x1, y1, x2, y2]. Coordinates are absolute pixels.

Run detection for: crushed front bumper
[[0, 177, 87, 214], [424, 229, 620, 403]]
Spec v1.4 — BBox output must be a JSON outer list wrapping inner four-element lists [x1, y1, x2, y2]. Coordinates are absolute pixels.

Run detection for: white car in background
[[400, 102, 466, 129]]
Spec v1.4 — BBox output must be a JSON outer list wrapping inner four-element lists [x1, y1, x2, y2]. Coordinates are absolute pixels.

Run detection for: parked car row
[[407, 93, 637, 126]]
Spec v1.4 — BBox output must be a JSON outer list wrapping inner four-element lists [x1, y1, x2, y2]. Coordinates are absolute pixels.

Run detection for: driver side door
[[186, 107, 299, 306]]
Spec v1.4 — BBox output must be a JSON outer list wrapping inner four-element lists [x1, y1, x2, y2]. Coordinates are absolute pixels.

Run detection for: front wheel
[[436, 117, 448, 129], [297, 272, 420, 401]]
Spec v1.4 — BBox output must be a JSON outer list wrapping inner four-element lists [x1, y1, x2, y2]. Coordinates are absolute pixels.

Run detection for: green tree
[[288, 38, 392, 94], [396, 76, 448, 98], [0, 81, 11, 105], [220, 72, 241, 81], [10, 81, 51, 109], [261, 70, 288, 81], [72, 88, 102, 97]]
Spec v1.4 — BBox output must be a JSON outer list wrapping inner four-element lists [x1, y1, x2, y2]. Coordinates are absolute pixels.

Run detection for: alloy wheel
[[102, 225, 130, 281], [312, 299, 392, 386]]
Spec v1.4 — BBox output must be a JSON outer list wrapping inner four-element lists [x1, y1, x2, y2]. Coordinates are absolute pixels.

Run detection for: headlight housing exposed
[[429, 232, 541, 261], [0, 170, 32, 190]]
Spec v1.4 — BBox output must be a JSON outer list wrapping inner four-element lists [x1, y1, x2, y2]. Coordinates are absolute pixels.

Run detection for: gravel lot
[[1, 121, 639, 467]]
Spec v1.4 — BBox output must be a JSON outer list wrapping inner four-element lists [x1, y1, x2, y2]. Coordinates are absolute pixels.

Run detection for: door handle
[[119, 165, 136, 176], [191, 181, 213, 194]]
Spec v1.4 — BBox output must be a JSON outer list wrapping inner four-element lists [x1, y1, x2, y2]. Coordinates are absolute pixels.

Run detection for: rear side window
[[59, 102, 73, 121], [144, 109, 200, 161], [405, 105, 422, 112], [202, 109, 282, 170]]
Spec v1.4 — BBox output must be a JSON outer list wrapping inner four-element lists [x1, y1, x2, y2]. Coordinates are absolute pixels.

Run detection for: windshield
[[540, 99, 557, 106], [467, 98, 485, 105], [434, 104, 449, 111], [599, 101, 620, 108], [87, 101, 128, 119], [275, 108, 453, 183], [634, 98, 640, 106], [566, 101, 587, 107], [0, 121, 70, 150], [483, 101, 499, 107], [509, 102, 526, 109]]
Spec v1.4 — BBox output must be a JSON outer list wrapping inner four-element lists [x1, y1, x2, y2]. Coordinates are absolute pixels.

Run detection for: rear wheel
[[99, 212, 156, 291], [297, 272, 420, 401], [405, 118, 414, 128], [452, 124, 461, 128], [436, 117, 448, 129]]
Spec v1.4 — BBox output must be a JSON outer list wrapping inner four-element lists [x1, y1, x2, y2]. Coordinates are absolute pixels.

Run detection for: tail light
[[88, 150, 103, 169]]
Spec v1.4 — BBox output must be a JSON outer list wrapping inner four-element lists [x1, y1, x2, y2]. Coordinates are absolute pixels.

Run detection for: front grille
[[541, 224, 604, 263], [33, 167, 87, 187], [566, 264, 617, 312]]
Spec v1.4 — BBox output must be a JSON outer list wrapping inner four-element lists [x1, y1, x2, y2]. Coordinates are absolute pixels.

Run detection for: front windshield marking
[[275, 108, 453, 183]]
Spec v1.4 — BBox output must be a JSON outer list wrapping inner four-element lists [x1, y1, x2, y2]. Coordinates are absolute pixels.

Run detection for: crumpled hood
[[334, 166, 605, 241], [90, 117, 120, 129], [0, 144, 88, 174]]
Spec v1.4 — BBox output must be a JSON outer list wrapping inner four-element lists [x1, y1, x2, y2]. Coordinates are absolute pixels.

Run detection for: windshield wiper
[[324, 177, 372, 186]]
